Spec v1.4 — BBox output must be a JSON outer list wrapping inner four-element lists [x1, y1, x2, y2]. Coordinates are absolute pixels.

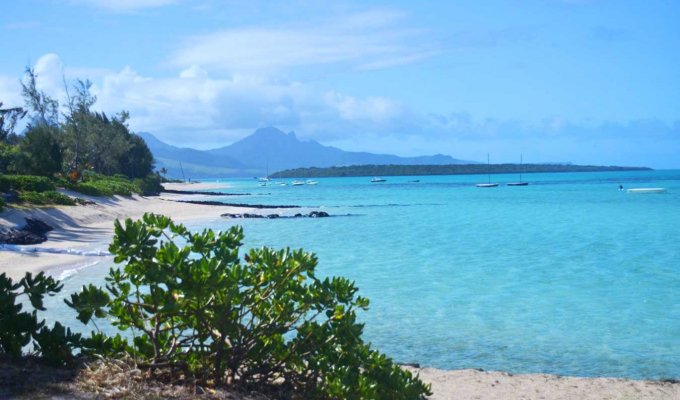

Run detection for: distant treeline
[[271, 164, 652, 178]]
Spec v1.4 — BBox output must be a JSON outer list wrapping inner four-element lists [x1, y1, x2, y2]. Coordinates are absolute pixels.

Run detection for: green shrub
[[0, 197, 5, 212], [19, 191, 76, 206], [67, 214, 431, 399], [0, 272, 81, 366], [0, 175, 55, 192], [69, 179, 136, 197], [133, 173, 162, 196]]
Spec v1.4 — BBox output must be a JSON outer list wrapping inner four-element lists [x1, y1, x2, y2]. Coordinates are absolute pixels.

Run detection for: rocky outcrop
[[162, 189, 249, 196], [222, 211, 330, 219], [0, 218, 54, 245], [174, 200, 299, 209]]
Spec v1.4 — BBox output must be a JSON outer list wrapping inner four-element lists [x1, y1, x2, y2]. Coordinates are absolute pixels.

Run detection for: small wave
[[58, 260, 103, 281], [0, 244, 110, 257]]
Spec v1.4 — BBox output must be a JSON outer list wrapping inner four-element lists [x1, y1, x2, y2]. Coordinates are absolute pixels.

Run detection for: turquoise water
[[45, 170, 680, 379]]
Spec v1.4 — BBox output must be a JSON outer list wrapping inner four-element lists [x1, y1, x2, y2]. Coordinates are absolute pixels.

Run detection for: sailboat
[[476, 153, 498, 187], [507, 154, 529, 186], [258, 161, 271, 185]]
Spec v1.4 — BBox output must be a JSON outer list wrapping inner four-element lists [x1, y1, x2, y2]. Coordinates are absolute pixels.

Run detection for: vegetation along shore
[[271, 163, 651, 178]]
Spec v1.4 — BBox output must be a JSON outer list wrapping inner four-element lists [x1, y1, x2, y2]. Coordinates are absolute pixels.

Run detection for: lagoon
[[46, 170, 680, 379]]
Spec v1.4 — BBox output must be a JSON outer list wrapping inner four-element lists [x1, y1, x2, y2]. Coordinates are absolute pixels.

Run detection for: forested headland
[[1, 67, 162, 210], [271, 163, 652, 178]]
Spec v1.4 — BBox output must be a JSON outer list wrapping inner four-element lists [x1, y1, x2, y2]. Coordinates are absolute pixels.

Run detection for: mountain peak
[[251, 126, 288, 139], [143, 126, 470, 178]]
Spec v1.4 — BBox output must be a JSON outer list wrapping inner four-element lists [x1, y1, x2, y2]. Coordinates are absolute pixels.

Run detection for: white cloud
[[68, 0, 177, 12], [6, 53, 678, 168], [0, 76, 22, 108], [171, 10, 438, 73], [324, 91, 402, 123]]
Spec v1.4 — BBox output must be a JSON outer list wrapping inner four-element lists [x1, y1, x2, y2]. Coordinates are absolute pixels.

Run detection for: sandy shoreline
[[407, 367, 679, 399], [1, 183, 679, 399], [0, 182, 274, 280]]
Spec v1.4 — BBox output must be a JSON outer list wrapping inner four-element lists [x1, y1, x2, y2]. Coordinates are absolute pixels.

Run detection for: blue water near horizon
[[44, 169, 680, 379]]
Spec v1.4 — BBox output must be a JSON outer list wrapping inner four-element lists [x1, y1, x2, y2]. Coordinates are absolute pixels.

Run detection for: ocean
[[44, 169, 680, 379]]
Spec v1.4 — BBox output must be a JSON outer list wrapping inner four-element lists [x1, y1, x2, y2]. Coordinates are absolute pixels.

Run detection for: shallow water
[[44, 170, 680, 379]]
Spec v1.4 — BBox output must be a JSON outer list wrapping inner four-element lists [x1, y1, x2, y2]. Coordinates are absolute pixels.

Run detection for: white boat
[[627, 188, 667, 194], [306, 180, 319, 185], [370, 177, 386, 183], [507, 154, 529, 186], [477, 153, 498, 187], [292, 180, 306, 186]]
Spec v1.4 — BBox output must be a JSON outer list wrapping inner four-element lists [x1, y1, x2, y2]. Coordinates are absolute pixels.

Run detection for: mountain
[[137, 132, 255, 179], [140, 127, 473, 178]]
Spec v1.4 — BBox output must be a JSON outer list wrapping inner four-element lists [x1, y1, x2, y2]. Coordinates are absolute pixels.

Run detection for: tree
[[119, 133, 154, 178], [20, 67, 59, 126], [62, 79, 96, 174], [0, 102, 26, 143], [18, 124, 63, 176]]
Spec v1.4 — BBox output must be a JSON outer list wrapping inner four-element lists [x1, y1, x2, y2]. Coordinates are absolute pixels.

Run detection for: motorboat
[[292, 180, 306, 186], [370, 177, 386, 183], [306, 180, 319, 185]]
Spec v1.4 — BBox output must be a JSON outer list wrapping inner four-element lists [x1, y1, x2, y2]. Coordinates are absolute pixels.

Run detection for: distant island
[[138, 127, 476, 179], [271, 164, 652, 178]]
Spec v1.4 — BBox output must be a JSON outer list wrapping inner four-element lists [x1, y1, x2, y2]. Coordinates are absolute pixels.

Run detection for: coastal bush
[[0, 272, 81, 366], [133, 173, 162, 196], [0, 175, 55, 192], [66, 213, 431, 399], [0, 197, 5, 212], [19, 191, 76, 206], [69, 174, 137, 197]]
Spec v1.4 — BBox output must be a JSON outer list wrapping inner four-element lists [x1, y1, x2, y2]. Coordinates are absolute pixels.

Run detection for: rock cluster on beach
[[0, 218, 53, 245], [222, 211, 330, 219]]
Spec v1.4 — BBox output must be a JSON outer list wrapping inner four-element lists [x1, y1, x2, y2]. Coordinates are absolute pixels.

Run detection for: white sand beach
[[1, 184, 679, 399], [407, 367, 679, 400], [0, 183, 266, 280]]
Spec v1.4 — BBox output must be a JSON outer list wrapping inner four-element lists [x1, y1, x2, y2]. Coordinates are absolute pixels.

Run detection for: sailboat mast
[[519, 153, 523, 183], [487, 153, 491, 184]]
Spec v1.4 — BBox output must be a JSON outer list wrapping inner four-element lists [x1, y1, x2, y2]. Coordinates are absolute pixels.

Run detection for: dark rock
[[176, 199, 299, 209], [0, 218, 53, 245], [222, 211, 333, 219], [162, 189, 249, 196], [25, 218, 53, 235], [0, 229, 46, 245]]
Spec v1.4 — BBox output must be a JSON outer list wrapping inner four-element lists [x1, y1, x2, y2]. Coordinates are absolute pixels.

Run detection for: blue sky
[[1, 0, 679, 167]]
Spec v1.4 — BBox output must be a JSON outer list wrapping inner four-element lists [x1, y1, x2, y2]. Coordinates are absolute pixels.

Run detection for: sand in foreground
[[406, 367, 679, 400]]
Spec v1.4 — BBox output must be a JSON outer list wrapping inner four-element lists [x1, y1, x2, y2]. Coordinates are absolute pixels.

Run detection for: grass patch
[[68, 172, 161, 197], [0, 175, 55, 192], [19, 191, 76, 206]]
